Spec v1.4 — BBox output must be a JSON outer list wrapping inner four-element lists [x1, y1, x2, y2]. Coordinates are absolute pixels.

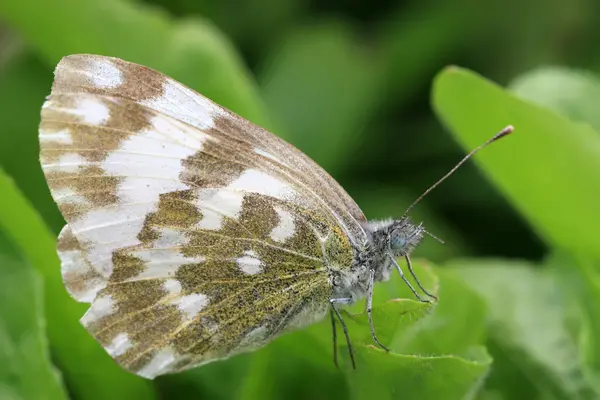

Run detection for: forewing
[[40, 55, 360, 378], [49, 54, 368, 242]]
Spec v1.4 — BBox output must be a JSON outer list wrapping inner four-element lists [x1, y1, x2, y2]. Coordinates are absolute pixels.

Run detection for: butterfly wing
[[40, 55, 367, 378]]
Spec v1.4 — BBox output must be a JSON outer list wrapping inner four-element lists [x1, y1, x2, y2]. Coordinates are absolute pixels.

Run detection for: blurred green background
[[1, 0, 600, 399]]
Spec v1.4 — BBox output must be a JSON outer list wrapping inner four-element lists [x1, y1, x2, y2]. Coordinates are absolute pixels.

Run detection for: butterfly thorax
[[331, 217, 425, 302]]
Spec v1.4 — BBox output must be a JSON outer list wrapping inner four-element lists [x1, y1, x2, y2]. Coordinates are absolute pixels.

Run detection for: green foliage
[[452, 259, 595, 399], [434, 69, 600, 399], [260, 20, 382, 172], [1, 0, 600, 399], [0, 235, 67, 400], [510, 67, 600, 130], [433, 67, 600, 260]]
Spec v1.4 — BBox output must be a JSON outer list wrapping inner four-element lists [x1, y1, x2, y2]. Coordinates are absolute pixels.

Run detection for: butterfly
[[39, 54, 512, 379]]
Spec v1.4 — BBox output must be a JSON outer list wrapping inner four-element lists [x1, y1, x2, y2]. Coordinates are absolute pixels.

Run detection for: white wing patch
[[75, 97, 110, 125], [172, 293, 209, 320], [129, 227, 206, 281], [236, 250, 263, 275], [81, 295, 116, 325], [238, 325, 269, 349], [70, 204, 156, 277], [270, 206, 296, 243], [137, 347, 178, 379], [194, 189, 245, 230], [106, 333, 133, 357], [53, 186, 91, 208], [43, 153, 87, 173], [39, 129, 73, 145], [87, 58, 123, 89], [163, 279, 182, 295], [140, 80, 220, 130], [195, 208, 224, 230], [228, 169, 296, 201]]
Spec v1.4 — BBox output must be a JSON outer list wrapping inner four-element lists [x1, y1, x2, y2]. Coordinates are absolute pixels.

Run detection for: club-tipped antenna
[[402, 125, 514, 217]]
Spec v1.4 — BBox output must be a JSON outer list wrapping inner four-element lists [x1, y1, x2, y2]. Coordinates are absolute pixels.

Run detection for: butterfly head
[[364, 217, 425, 260], [388, 218, 425, 257], [358, 217, 428, 294]]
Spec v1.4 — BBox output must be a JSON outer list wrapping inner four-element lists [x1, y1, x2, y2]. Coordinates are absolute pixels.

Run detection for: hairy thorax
[[329, 217, 425, 304]]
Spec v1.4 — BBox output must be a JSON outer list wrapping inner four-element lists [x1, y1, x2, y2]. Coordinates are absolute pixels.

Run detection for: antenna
[[402, 125, 514, 217]]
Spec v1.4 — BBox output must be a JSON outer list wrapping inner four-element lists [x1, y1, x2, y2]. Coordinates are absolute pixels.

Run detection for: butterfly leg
[[367, 268, 390, 352], [329, 308, 339, 368], [329, 298, 356, 369], [405, 254, 437, 300], [389, 254, 430, 303]]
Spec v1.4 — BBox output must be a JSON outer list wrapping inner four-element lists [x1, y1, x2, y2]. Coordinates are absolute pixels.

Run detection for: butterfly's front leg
[[388, 254, 431, 302]]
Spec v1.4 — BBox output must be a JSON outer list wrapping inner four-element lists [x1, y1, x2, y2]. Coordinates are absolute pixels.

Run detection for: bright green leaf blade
[[337, 260, 438, 349], [343, 345, 491, 400], [0, 170, 157, 400], [392, 268, 486, 355], [0, 239, 67, 400], [479, 339, 547, 400], [510, 67, 600, 131], [549, 252, 600, 395], [451, 259, 596, 399], [233, 334, 347, 400], [0, 51, 64, 234], [432, 67, 600, 259], [158, 353, 255, 399], [379, 1, 481, 109]]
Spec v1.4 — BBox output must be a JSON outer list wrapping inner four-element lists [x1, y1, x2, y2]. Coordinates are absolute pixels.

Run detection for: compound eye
[[390, 232, 406, 250]]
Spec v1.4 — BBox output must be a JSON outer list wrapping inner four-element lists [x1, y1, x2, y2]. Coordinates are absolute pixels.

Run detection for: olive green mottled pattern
[[90, 190, 341, 376]]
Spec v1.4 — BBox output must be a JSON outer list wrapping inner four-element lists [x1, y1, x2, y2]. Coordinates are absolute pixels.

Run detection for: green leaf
[[510, 67, 600, 131], [259, 20, 382, 172], [391, 268, 487, 355], [0, 51, 64, 234], [432, 67, 600, 260], [0, 169, 157, 400], [0, 234, 67, 400], [549, 252, 600, 395], [379, 1, 481, 108], [452, 259, 597, 399], [233, 335, 347, 400], [337, 260, 438, 349], [343, 345, 491, 400]]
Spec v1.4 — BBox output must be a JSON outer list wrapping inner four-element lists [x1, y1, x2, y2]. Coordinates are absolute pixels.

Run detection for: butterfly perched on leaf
[[39, 54, 511, 379]]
